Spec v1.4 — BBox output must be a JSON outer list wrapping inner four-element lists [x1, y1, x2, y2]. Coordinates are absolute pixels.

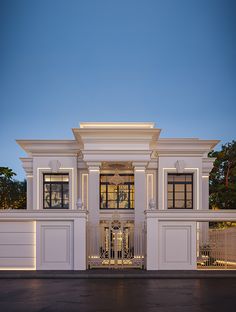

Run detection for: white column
[[26, 176, 33, 210], [20, 158, 33, 210], [202, 175, 209, 210], [88, 163, 100, 226], [134, 163, 147, 225], [145, 210, 159, 270], [200, 174, 210, 244], [74, 211, 88, 270]]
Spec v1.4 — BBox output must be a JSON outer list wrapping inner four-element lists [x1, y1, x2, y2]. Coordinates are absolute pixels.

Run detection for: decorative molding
[[149, 198, 157, 210], [20, 158, 33, 176], [175, 160, 185, 173], [48, 160, 61, 173], [202, 157, 216, 175]]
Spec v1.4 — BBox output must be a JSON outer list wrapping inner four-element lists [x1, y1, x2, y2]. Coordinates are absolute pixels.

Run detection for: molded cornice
[[16, 140, 81, 156]]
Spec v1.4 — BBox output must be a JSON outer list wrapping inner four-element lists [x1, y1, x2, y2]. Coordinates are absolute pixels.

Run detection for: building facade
[[1, 122, 235, 271]]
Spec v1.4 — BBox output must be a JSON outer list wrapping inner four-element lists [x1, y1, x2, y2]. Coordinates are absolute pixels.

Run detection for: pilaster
[[20, 158, 33, 210], [87, 162, 101, 226]]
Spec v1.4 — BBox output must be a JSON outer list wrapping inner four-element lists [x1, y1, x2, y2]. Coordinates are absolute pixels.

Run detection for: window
[[43, 174, 69, 209], [100, 174, 134, 209], [167, 174, 193, 209]]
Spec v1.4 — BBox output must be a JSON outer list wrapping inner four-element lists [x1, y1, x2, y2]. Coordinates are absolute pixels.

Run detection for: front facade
[[1, 122, 235, 271]]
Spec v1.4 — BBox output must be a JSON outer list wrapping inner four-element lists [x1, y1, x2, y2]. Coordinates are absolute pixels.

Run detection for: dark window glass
[[100, 174, 134, 209], [167, 174, 193, 209], [43, 174, 69, 209]]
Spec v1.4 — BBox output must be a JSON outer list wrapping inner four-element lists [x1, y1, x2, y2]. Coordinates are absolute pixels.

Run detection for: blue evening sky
[[1, 0, 236, 180]]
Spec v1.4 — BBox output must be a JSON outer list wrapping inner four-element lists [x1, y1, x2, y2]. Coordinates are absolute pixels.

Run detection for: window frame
[[43, 173, 69, 209], [100, 174, 134, 210], [167, 173, 193, 209]]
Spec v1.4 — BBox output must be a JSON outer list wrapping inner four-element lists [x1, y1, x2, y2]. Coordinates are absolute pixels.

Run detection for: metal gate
[[88, 220, 145, 269]]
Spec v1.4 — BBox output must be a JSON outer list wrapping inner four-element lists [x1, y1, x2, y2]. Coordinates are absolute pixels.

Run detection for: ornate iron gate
[[88, 219, 145, 269]]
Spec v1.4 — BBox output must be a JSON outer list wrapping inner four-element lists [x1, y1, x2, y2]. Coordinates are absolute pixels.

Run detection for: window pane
[[186, 192, 192, 200], [63, 184, 69, 203], [168, 192, 173, 200], [51, 184, 61, 192], [186, 184, 192, 192], [44, 200, 50, 208], [107, 185, 118, 193], [173, 175, 186, 182], [187, 200, 192, 208], [100, 185, 106, 193], [108, 201, 117, 208], [174, 200, 185, 208], [63, 200, 69, 209], [118, 190, 128, 202], [168, 200, 173, 208], [119, 200, 129, 209], [168, 175, 174, 182], [175, 184, 185, 192], [108, 192, 117, 201], [175, 192, 185, 200], [185, 175, 192, 182], [168, 184, 173, 192]]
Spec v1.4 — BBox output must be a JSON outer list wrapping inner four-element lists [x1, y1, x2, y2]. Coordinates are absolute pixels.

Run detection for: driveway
[[0, 278, 236, 312]]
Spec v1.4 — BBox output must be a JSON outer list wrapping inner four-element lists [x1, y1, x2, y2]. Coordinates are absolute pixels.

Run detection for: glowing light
[[79, 122, 154, 129]]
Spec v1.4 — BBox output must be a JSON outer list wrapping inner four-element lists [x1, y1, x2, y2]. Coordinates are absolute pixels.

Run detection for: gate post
[[145, 210, 159, 270], [74, 209, 88, 270]]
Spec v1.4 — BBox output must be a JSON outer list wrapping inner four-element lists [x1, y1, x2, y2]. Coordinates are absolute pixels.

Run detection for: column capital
[[87, 162, 101, 172], [20, 157, 33, 177], [202, 158, 215, 176], [133, 162, 148, 172]]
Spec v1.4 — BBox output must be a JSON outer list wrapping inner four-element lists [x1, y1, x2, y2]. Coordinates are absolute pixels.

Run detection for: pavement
[[0, 277, 236, 312]]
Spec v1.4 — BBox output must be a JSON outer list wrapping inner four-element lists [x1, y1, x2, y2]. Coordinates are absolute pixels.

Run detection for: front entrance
[[88, 218, 145, 269]]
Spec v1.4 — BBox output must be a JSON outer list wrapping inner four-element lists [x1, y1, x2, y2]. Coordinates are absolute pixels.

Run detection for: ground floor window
[[100, 174, 134, 209], [43, 173, 69, 209], [168, 173, 193, 209]]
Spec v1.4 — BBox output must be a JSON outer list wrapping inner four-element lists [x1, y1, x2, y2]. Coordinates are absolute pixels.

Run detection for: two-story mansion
[[2, 122, 234, 271]]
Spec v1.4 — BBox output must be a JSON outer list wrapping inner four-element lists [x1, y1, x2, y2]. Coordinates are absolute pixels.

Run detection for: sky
[[1, 0, 236, 180]]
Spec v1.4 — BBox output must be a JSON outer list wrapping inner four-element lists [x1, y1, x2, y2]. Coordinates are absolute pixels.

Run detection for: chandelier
[[109, 169, 125, 186]]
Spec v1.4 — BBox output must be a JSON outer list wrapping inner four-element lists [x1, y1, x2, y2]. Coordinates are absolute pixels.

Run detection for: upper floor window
[[43, 174, 69, 209], [100, 174, 134, 209], [168, 174, 193, 209]]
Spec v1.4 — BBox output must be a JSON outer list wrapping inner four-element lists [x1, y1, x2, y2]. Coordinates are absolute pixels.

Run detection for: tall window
[[43, 174, 69, 209], [168, 174, 193, 209], [100, 174, 134, 209]]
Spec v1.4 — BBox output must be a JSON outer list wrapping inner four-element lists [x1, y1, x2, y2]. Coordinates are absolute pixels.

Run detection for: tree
[[209, 140, 236, 209], [0, 167, 26, 209]]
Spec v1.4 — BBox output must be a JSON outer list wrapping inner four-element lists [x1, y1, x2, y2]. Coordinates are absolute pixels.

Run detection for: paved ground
[[0, 278, 236, 312]]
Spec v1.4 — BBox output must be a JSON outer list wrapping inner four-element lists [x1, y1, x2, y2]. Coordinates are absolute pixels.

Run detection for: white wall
[[0, 221, 35, 269], [158, 221, 197, 270], [36, 221, 74, 270]]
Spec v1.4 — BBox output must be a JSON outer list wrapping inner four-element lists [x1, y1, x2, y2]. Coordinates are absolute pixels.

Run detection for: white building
[[0, 122, 235, 271]]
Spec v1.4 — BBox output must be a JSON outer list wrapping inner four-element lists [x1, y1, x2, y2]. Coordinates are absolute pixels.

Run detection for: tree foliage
[[0, 167, 26, 209], [209, 140, 236, 209]]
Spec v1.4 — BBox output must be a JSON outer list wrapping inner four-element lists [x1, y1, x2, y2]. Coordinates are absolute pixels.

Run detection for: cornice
[[16, 140, 81, 156], [72, 128, 161, 149], [156, 139, 220, 156]]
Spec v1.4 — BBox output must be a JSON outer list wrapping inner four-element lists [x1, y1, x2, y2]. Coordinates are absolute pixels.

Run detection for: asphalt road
[[0, 278, 236, 312]]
